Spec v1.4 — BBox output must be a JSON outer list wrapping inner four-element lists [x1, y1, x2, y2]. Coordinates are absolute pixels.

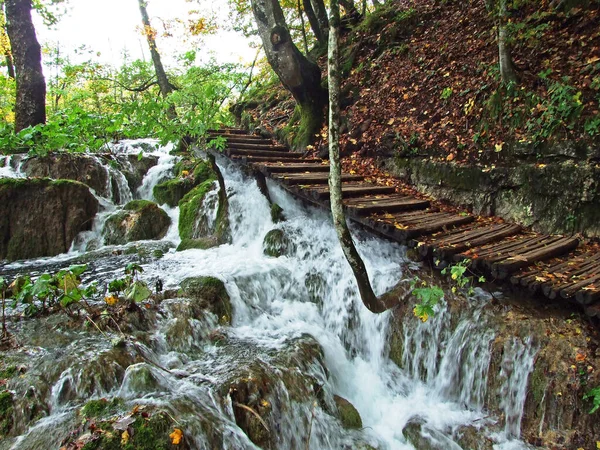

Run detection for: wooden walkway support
[[208, 128, 600, 319]]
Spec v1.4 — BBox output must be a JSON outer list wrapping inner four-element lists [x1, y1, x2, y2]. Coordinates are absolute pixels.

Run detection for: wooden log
[[576, 286, 600, 306], [491, 237, 579, 279], [259, 163, 330, 174], [273, 173, 364, 185], [514, 251, 593, 287], [584, 302, 600, 318], [344, 195, 430, 216], [208, 128, 247, 134], [542, 258, 600, 299], [393, 215, 475, 241], [232, 156, 320, 164], [460, 235, 542, 265], [479, 236, 564, 271], [560, 272, 600, 301]]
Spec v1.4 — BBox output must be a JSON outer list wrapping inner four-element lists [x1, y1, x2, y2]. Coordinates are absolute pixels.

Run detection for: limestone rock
[[179, 276, 232, 325], [0, 178, 98, 261], [333, 395, 362, 429], [103, 200, 171, 245]]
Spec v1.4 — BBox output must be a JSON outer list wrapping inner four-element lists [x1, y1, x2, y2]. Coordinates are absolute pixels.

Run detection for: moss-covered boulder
[[178, 180, 217, 241], [153, 159, 215, 207], [179, 276, 232, 325], [176, 237, 220, 252], [0, 178, 99, 261], [21, 153, 110, 197], [263, 228, 295, 257], [334, 395, 362, 429], [103, 200, 171, 245]]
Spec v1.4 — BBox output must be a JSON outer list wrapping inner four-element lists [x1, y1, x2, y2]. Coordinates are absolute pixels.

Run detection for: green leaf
[[68, 264, 88, 277], [125, 280, 152, 303]]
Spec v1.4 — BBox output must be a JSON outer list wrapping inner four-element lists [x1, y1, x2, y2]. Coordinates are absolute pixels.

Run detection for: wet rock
[[21, 153, 110, 197], [270, 203, 286, 223], [117, 153, 159, 192], [263, 228, 295, 257], [0, 178, 98, 261], [162, 298, 216, 352], [103, 200, 171, 245], [455, 425, 494, 450], [178, 180, 217, 241], [304, 270, 326, 307], [333, 395, 362, 429], [80, 397, 124, 419], [179, 276, 232, 325], [154, 158, 214, 207], [176, 236, 220, 251], [0, 391, 14, 438], [121, 364, 163, 395]]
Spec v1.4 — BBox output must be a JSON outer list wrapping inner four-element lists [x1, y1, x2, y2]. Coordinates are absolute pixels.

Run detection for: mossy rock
[[333, 395, 362, 429], [179, 276, 232, 325], [263, 229, 295, 257], [178, 179, 217, 241], [0, 178, 98, 260], [153, 178, 195, 207], [80, 398, 123, 419], [0, 391, 14, 437], [270, 203, 286, 223], [176, 237, 219, 251], [103, 201, 171, 245]]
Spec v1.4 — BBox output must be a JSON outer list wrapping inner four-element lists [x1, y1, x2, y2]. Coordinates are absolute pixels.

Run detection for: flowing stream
[[0, 142, 537, 450]]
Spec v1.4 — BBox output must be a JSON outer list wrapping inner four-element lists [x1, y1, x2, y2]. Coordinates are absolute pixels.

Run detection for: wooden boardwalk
[[209, 128, 599, 320]]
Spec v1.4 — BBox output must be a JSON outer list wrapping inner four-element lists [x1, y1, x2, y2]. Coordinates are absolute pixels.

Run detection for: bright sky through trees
[[34, 0, 256, 67]]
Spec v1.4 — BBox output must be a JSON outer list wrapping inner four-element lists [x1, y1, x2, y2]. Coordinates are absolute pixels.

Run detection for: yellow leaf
[[494, 142, 503, 153], [534, 276, 547, 282], [587, 56, 600, 65], [387, 118, 395, 125], [596, 441, 600, 449], [170, 428, 184, 445], [181, 170, 190, 178], [121, 430, 130, 446], [105, 295, 119, 306]]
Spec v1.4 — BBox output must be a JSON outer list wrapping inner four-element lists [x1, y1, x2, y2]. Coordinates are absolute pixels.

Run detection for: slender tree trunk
[[339, 0, 361, 21], [303, 0, 328, 45], [498, 0, 517, 83], [251, 0, 326, 148], [137, 0, 175, 98], [328, 0, 408, 314], [5, 53, 15, 78], [5, 0, 45, 131], [297, 0, 309, 54]]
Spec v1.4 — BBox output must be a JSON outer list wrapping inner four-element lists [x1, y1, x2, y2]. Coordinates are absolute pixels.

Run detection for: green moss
[[178, 179, 216, 240], [176, 237, 218, 251], [80, 398, 123, 419], [270, 203, 286, 223], [334, 395, 362, 429], [124, 199, 155, 211], [263, 229, 295, 258], [0, 366, 17, 379], [153, 178, 194, 207], [180, 276, 232, 325], [0, 391, 14, 437]]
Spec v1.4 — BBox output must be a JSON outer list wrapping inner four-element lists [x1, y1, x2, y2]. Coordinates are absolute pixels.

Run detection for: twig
[[85, 314, 108, 338], [233, 402, 270, 433]]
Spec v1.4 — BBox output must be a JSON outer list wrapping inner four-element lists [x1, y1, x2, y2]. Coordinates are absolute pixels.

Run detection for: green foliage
[[208, 136, 227, 151], [411, 279, 444, 322], [440, 87, 453, 100], [441, 259, 483, 295], [106, 263, 151, 304], [583, 386, 600, 414]]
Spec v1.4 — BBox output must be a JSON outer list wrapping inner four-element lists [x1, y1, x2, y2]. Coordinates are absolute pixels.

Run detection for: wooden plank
[[460, 235, 541, 261], [561, 272, 600, 301], [345, 196, 430, 216], [258, 163, 330, 174], [542, 258, 600, 299], [232, 156, 320, 164], [576, 286, 600, 306], [208, 128, 247, 134], [491, 237, 580, 279], [477, 236, 564, 270], [434, 223, 522, 259], [226, 149, 300, 158], [273, 172, 364, 186], [226, 142, 288, 151], [385, 215, 474, 241], [309, 183, 396, 200]]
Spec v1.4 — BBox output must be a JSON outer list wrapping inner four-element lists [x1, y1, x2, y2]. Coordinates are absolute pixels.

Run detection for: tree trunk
[[137, 0, 175, 98], [328, 0, 406, 314], [297, 0, 309, 54], [498, 0, 517, 83], [339, 0, 361, 22], [5, 53, 15, 79], [251, 0, 326, 148], [5, 0, 45, 132], [303, 0, 328, 46]]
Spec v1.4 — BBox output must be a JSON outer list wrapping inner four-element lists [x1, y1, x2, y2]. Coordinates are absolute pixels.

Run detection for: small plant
[[105, 263, 152, 306], [411, 278, 444, 322], [440, 87, 453, 100], [441, 259, 485, 296], [583, 386, 600, 414], [207, 135, 227, 151]]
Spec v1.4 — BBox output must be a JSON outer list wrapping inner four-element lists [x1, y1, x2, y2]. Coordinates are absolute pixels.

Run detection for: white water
[[1, 148, 538, 449]]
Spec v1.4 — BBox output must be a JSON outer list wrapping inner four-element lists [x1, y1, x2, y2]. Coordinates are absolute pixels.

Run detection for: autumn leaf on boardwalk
[[170, 428, 184, 445]]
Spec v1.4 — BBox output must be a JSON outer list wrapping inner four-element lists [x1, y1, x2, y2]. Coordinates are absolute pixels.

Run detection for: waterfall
[[1, 150, 539, 450]]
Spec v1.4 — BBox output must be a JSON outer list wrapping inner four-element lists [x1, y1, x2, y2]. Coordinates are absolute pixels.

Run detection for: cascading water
[[0, 149, 539, 450]]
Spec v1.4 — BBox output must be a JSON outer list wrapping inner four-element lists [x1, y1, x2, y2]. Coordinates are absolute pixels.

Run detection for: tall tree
[[497, 0, 517, 83], [327, 0, 402, 314], [4, 0, 45, 131], [137, 0, 175, 98], [303, 0, 328, 46], [250, 0, 326, 148]]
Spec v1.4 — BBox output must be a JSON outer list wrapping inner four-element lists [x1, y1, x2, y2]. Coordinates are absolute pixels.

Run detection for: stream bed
[[0, 141, 597, 449]]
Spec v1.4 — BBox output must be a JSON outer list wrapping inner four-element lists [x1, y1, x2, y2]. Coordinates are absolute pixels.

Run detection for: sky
[[34, 0, 258, 68]]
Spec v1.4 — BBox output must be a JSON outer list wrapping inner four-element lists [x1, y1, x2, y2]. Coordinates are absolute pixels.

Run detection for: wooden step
[[226, 142, 288, 151], [258, 163, 330, 174], [344, 194, 430, 217], [232, 155, 320, 164], [208, 128, 247, 134], [306, 182, 396, 200], [272, 172, 364, 186], [226, 149, 299, 158]]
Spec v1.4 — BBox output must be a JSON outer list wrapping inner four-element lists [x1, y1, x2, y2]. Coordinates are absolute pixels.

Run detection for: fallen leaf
[[170, 428, 184, 445], [121, 430, 130, 446]]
